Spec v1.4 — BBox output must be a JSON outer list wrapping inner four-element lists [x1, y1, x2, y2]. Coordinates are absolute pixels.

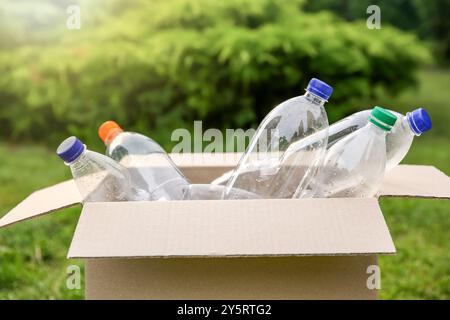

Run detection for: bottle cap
[[98, 120, 123, 143], [56, 136, 85, 163], [306, 78, 333, 100], [369, 106, 397, 131], [407, 108, 432, 135]]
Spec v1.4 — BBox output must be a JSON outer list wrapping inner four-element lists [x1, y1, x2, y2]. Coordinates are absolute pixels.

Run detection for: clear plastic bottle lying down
[[223, 78, 333, 199], [300, 107, 397, 198], [56, 136, 149, 202], [98, 121, 190, 200], [212, 107, 431, 185], [285, 107, 431, 172]]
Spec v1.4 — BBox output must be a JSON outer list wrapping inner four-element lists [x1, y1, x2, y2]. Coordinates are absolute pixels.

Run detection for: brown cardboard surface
[[379, 165, 450, 198], [85, 255, 379, 299], [0, 180, 81, 228], [68, 198, 395, 258]]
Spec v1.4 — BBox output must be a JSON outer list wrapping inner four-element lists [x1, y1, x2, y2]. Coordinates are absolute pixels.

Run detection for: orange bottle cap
[[98, 120, 123, 143]]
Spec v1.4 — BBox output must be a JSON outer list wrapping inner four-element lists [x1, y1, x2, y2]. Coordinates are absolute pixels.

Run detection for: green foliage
[[305, 0, 425, 33], [304, 0, 450, 63], [0, 0, 430, 150]]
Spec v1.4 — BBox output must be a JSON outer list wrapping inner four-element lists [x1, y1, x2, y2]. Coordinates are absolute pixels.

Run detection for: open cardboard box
[[1, 153, 449, 299]]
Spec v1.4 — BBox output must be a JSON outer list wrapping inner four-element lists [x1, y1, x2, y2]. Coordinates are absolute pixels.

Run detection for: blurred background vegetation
[[0, 0, 448, 299], [0, 0, 434, 148]]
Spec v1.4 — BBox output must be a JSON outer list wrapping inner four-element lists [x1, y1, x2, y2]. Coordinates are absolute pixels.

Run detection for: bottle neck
[[66, 148, 87, 166], [104, 129, 124, 145], [304, 90, 326, 106], [368, 122, 389, 136], [405, 113, 422, 136]]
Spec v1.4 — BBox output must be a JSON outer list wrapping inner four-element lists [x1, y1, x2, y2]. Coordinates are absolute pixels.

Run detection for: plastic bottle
[[295, 108, 431, 170], [384, 108, 431, 171], [185, 184, 261, 200], [222, 78, 333, 199], [300, 107, 397, 198], [98, 121, 190, 200], [56, 136, 149, 202], [212, 107, 431, 186]]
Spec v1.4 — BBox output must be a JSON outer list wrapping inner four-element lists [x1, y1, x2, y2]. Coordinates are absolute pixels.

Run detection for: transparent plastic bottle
[[184, 184, 261, 200], [284, 108, 432, 172], [295, 108, 431, 172], [222, 78, 333, 199], [98, 121, 190, 200], [384, 108, 431, 171], [302, 107, 397, 198], [56, 136, 149, 202], [212, 107, 431, 186]]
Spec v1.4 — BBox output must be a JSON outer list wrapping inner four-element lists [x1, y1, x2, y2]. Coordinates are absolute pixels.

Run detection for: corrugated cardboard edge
[[70, 252, 393, 259]]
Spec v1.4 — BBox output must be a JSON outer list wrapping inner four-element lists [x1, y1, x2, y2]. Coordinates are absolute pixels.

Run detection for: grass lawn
[[376, 68, 450, 299], [0, 68, 449, 299], [0, 144, 83, 299]]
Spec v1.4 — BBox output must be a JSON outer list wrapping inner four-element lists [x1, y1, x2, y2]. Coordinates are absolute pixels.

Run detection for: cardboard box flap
[[68, 198, 395, 259], [0, 180, 81, 228], [379, 165, 450, 198]]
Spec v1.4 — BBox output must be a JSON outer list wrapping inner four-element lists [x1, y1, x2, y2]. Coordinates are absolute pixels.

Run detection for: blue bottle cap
[[306, 78, 333, 100], [407, 108, 432, 135], [56, 136, 85, 163]]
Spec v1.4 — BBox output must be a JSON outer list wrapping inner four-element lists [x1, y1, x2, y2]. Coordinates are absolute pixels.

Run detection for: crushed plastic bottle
[[300, 107, 397, 198], [223, 78, 333, 199], [56, 136, 149, 202], [98, 121, 190, 200]]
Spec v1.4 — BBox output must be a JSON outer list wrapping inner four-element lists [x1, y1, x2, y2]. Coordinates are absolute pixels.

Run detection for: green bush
[[0, 0, 430, 150]]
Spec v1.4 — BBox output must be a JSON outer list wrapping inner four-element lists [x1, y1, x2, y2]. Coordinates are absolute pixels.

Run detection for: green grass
[[376, 68, 450, 299], [0, 144, 83, 299], [0, 68, 449, 299]]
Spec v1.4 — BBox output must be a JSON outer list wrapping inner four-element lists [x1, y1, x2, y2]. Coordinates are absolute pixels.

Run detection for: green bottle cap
[[369, 106, 397, 131]]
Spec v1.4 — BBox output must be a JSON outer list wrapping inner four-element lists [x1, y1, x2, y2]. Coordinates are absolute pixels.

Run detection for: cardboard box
[[1, 153, 449, 299]]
